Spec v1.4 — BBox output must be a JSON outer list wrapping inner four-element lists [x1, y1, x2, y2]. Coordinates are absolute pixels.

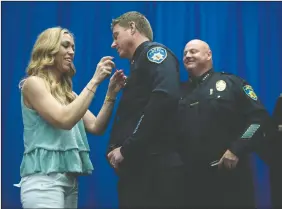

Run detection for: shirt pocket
[[206, 92, 239, 128], [206, 92, 231, 109]]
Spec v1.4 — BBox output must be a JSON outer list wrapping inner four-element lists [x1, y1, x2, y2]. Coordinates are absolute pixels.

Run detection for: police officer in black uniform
[[269, 94, 282, 208], [179, 39, 276, 208], [107, 11, 185, 208]]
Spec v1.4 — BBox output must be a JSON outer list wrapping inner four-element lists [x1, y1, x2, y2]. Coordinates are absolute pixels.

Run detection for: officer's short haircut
[[111, 11, 153, 41]]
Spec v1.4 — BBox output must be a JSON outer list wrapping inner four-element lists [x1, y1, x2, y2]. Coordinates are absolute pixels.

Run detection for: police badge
[[215, 80, 227, 91]]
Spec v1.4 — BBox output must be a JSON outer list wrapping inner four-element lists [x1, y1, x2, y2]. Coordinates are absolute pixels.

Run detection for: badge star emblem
[[152, 52, 164, 62]]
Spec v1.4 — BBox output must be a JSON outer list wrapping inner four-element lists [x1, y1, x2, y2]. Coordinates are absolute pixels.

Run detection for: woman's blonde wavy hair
[[20, 26, 76, 105]]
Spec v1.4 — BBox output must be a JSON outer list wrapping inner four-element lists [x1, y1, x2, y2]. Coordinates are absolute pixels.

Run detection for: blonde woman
[[15, 27, 126, 208]]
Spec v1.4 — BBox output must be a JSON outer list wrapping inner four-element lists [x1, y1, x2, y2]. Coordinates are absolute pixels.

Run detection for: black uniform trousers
[[183, 158, 255, 209], [116, 156, 187, 209]]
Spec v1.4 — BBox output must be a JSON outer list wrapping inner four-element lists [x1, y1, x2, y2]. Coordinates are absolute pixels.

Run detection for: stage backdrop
[[2, 2, 282, 208]]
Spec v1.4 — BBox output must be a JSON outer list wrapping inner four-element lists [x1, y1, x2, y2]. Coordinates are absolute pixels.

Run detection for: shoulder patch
[[243, 85, 258, 101], [147, 47, 167, 64]]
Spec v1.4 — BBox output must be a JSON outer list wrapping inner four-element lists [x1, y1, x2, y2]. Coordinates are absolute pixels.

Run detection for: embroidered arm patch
[[241, 124, 260, 139], [243, 85, 258, 101], [147, 47, 167, 64]]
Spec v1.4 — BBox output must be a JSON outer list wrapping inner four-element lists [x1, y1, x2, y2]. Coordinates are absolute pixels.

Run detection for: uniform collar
[[189, 68, 214, 85], [130, 41, 151, 64]]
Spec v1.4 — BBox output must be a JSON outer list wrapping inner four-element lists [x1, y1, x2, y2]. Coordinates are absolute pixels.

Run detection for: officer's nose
[[183, 55, 189, 63], [111, 41, 117, 48], [185, 52, 191, 58]]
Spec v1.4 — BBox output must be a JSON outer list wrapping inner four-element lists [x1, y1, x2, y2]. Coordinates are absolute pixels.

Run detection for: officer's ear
[[207, 50, 212, 61], [129, 21, 137, 35]]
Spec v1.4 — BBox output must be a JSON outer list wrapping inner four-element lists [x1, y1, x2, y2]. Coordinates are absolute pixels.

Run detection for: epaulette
[[220, 71, 247, 84], [220, 71, 233, 75]]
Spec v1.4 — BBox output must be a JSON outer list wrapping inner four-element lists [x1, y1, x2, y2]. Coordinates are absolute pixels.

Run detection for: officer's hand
[[218, 149, 239, 170], [107, 146, 124, 169]]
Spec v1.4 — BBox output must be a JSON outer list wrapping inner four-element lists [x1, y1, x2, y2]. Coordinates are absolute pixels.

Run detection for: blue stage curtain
[[2, 2, 282, 208]]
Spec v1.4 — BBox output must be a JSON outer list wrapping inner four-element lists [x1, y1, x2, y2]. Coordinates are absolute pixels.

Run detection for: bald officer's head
[[183, 39, 213, 77]]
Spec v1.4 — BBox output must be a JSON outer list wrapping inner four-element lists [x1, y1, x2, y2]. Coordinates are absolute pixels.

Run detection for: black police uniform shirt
[[108, 41, 182, 168], [178, 69, 271, 165]]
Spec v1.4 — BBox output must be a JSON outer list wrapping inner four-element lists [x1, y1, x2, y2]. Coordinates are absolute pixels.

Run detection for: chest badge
[[147, 47, 167, 64], [215, 80, 226, 91]]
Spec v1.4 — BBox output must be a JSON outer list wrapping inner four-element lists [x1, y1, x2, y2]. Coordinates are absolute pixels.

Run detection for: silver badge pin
[[210, 89, 213, 95]]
